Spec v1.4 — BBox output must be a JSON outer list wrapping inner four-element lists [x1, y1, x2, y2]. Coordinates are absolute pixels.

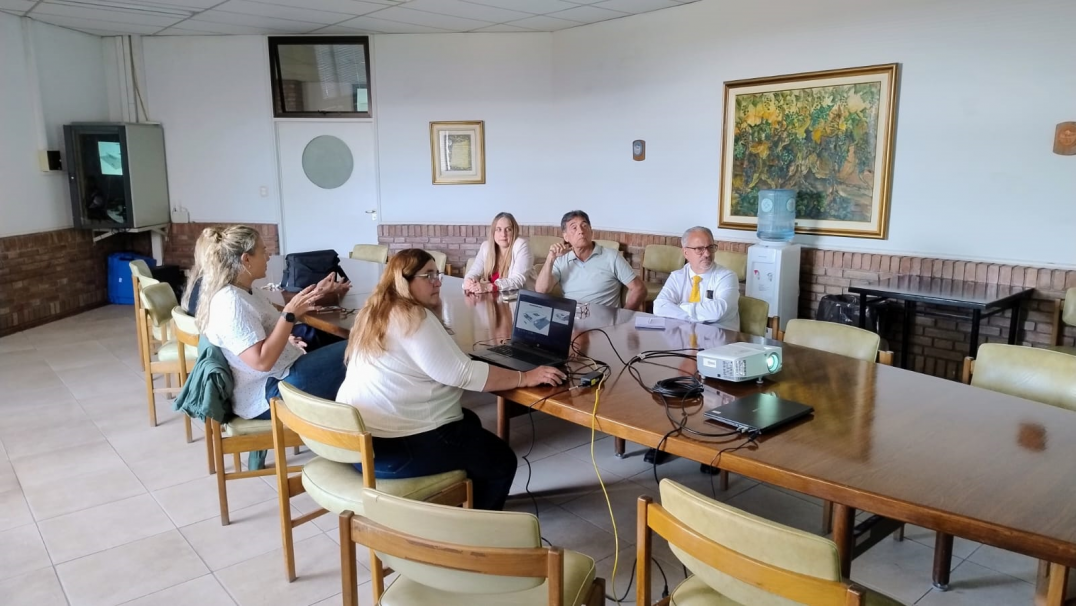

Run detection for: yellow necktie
[[689, 275, 702, 303], [690, 331, 698, 349]]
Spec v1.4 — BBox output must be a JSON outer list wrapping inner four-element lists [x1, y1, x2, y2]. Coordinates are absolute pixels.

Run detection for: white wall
[[552, 0, 1076, 267], [373, 33, 556, 226], [142, 35, 281, 224], [0, 14, 109, 237]]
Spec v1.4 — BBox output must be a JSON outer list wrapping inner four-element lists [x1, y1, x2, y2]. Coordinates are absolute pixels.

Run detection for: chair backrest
[[428, 250, 447, 273], [171, 307, 200, 347], [652, 479, 858, 605], [140, 282, 180, 328], [129, 259, 152, 280], [350, 244, 388, 264], [713, 250, 747, 282], [595, 239, 620, 254], [1063, 288, 1076, 326], [642, 244, 685, 274], [783, 319, 880, 363], [359, 488, 545, 595], [529, 235, 563, 264], [971, 344, 1076, 411], [738, 296, 770, 338], [275, 381, 369, 464]]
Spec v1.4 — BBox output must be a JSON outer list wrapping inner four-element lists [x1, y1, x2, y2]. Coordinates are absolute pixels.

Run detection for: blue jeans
[[355, 408, 517, 511], [257, 340, 348, 418]]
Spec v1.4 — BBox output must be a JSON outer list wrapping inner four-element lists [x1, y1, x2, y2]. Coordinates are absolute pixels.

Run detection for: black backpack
[[281, 250, 348, 292]]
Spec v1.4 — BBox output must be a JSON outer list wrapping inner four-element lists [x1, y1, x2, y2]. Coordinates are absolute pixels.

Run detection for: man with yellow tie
[[652, 226, 740, 330]]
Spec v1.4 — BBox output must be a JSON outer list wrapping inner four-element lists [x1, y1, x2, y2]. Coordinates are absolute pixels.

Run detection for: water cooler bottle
[[746, 189, 801, 333]]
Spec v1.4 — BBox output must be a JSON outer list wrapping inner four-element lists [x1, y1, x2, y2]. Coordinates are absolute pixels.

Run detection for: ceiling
[[0, 0, 696, 36]]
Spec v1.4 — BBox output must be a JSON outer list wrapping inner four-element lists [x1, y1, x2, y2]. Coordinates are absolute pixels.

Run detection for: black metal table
[[848, 276, 1036, 369]]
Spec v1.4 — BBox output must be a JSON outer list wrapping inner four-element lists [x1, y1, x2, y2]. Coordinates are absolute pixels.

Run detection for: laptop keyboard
[[488, 344, 555, 366]]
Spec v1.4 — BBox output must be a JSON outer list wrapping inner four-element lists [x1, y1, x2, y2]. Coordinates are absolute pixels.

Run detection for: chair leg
[[719, 469, 729, 491], [233, 453, 242, 473], [614, 437, 626, 458], [206, 420, 216, 475], [340, 513, 357, 606], [894, 523, 905, 541], [293, 446, 300, 456], [184, 415, 192, 444], [822, 500, 834, 535], [464, 479, 474, 509], [211, 426, 230, 526], [371, 550, 385, 603], [144, 365, 158, 428], [587, 577, 606, 606]]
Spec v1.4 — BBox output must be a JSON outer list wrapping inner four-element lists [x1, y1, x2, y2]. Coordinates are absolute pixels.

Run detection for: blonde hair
[[194, 225, 261, 331], [480, 212, 519, 282], [345, 249, 435, 361], [181, 227, 216, 311]]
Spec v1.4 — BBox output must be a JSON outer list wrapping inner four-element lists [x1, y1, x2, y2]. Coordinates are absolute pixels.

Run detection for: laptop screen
[[511, 290, 577, 356]]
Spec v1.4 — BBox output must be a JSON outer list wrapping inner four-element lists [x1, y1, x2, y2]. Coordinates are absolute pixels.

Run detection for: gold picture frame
[[430, 121, 485, 185], [719, 63, 900, 239]]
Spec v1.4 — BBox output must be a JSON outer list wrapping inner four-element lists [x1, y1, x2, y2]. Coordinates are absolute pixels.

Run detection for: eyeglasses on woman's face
[[413, 271, 444, 284]]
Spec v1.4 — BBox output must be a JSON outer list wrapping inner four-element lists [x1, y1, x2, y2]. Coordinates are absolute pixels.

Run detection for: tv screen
[[98, 141, 123, 176]]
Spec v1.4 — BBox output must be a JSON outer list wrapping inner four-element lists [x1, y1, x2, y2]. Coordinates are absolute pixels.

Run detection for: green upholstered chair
[[637, 480, 904, 606], [350, 244, 389, 264], [641, 244, 686, 302], [270, 382, 471, 587], [1050, 288, 1076, 356], [340, 488, 605, 606]]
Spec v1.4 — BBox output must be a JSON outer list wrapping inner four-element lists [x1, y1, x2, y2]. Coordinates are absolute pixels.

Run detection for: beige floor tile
[[3, 368, 72, 400], [564, 438, 662, 479], [12, 440, 126, 488], [915, 560, 1035, 606], [0, 347, 46, 368], [965, 543, 1039, 585], [56, 360, 146, 400], [531, 504, 619, 564], [510, 452, 628, 506], [0, 566, 68, 606], [509, 424, 563, 466], [595, 544, 686, 606], [627, 454, 758, 502], [38, 494, 174, 564], [0, 331, 35, 355], [56, 530, 208, 606], [560, 478, 654, 536], [0, 523, 53, 582], [0, 488, 33, 532], [216, 534, 366, 606], [181, 499, 322, 571], [850, 533, 949, 605], [903, 524, 981, 560], [110, 425, 214, 491], [38, 341, 121, 371], [22, 465, 147, 521], [2, 417, 107, 461], [0, 459, 18, 493], [120, 574, 237, 606], [152, 474, 276, 527]]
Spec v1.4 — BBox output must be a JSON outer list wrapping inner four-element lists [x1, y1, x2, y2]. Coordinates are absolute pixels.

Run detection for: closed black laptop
[[703, 393, 814, 434], [470, 290, 577, 372]]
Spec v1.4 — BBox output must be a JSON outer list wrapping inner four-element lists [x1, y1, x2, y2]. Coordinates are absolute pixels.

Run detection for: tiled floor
[[0, 305, 1042, 605]]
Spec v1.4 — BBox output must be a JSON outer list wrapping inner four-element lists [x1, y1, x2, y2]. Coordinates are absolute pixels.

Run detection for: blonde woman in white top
[[462, 212, 533, 294], [337, 249, 564, 510]]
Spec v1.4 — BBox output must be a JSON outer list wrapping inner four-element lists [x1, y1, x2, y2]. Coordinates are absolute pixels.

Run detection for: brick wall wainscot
[[0, 223, 279, 338], [379, 224, 1076, 381]]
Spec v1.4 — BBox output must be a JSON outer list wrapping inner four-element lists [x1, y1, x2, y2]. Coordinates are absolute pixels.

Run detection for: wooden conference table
[[261, 257, 1076, 605]]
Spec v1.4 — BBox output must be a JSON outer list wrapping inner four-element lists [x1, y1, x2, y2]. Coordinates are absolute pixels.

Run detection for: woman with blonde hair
[[180, 227, 214, 314], [337, 248, 564, 510], [462, 212, 532, 294], [199, 225, 348, 420]]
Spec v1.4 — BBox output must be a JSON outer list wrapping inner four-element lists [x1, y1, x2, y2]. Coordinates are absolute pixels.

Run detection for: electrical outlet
[[259, 186, 269, 197]]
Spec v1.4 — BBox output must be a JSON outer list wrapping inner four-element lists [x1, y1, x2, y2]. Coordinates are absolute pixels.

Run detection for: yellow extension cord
[[588, 373, 625, 603]]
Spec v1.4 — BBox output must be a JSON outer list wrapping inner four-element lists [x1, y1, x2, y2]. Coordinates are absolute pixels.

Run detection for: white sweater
[[336, 309, 491, 438], [464, 238, 533, 291]]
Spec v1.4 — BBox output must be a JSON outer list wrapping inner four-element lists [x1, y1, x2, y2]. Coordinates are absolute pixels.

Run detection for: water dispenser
[[756, 189, 796, 242]]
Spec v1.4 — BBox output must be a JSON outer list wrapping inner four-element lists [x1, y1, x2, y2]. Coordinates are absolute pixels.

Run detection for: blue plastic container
[[757, 189, 797, 242], [108, 252, 156, 304]]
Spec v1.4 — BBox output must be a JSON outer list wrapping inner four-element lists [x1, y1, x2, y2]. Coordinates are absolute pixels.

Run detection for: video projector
[[697, 343, 783, 382]]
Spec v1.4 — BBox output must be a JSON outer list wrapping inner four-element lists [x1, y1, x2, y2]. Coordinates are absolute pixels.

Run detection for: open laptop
[[470, 290, 577, 372], [703, 393, 814, 434]]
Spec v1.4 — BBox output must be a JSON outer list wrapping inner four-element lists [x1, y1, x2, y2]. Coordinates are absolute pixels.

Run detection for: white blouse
[[336, 309, 491, 438], [464, 238, 533, 291]]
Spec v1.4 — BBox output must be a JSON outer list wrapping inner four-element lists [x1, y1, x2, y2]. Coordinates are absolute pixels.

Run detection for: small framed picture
[[430, 121, 485, 184]]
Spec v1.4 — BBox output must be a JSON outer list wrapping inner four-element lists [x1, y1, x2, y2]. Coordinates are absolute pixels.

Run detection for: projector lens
[[766, 352, 780, 372]]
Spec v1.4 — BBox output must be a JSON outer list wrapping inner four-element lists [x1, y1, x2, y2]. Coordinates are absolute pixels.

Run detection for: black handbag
[[281, 249, 348, 292]]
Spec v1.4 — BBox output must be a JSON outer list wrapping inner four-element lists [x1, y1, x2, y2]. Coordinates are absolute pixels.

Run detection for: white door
[[276, 122, 379, 258]]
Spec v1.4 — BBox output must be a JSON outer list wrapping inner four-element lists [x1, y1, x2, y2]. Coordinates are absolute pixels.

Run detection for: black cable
[[603, 557, 670, 603], [708, 432, 761, 499]]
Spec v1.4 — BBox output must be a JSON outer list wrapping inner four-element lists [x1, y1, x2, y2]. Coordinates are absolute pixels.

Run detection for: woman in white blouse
[[337, 249, 565, 510], [462, 212, 532, 294]]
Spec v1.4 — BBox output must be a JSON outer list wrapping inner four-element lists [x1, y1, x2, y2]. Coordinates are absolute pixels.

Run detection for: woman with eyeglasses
[[462, 212, 532, 294], [337, 249, 565, 510], [198, 225, 350, 420]]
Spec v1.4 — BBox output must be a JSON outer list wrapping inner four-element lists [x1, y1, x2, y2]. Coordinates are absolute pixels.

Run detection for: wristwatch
[[281, 311, 296, 323]]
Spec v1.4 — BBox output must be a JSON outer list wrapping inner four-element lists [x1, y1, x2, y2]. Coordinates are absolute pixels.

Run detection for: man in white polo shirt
[[653, 226, 740, 330], [535, 210, 647, 310]]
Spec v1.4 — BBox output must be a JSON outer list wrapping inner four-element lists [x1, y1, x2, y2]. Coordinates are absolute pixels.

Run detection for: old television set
[[64, 123, 170, 230]]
